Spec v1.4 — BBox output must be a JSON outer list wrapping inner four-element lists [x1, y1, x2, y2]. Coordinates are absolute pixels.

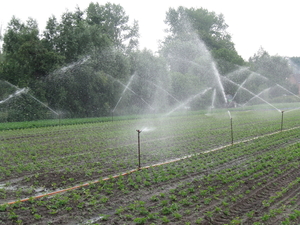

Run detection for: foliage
[[160, 6, 246, 109], [1, 3, 297, 121], [44, 48, 131, 118], [249, 47, 293, 85], [0, 17, 63, 87], [43, 2, 139, 64], [162, 6, 244, 75], [129, 49, 170, 113], [289, 57, 300, 73], [86, 2, 139, 53], [1, 109, 300, 224], [0, 2, 139, 119], [2, 93, 51, 122]]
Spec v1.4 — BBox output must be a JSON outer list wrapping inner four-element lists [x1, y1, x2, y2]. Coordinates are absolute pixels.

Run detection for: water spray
[[4, 81, 61, 121], [285, 106, 300, 114], [166, 87, 212, 116], [212, 64, 227, 104], [112, 74, 136, 114], [136, 129, 142, 169], [232, 78, 248, 102], [276, 84, 300, 100], [223, 76, 282, 113], [105, 73, 154, 111], [0, 88, 28, 104], [241, 87, 271, 108], [145, 79, 181, 104]]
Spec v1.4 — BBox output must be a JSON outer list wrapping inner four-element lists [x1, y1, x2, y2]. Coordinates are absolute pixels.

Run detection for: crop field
[[1, 109, 300, 224]]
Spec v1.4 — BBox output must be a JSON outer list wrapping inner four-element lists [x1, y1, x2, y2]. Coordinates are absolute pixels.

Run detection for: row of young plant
[[100, 129, 300, 224], [1, 125, 300, 224], [0, 114, 148, 131], [0, 110, 299, 201]]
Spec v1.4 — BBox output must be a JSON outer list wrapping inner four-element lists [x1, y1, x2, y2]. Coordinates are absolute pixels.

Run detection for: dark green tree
[[43, 8, 90, 64], [86, 2, 139, 53], [249, 47, 292, 86], [129, 49, 170, 113], [1, 17, 63, 87], [45, 48, 132, 117], [242, 47, 295, 101], [162, 6, 244, 75], [43, 3, 139, 65], [287, 57, 300, 74]]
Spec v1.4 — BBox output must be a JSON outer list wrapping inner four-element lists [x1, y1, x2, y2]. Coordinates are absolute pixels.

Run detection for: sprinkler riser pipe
[[136, 130, 142, 169], [230, 118, 233, 145], [138, 132, 140, 169], [281, 111, 284, 131], [5, 126, 298, 207]]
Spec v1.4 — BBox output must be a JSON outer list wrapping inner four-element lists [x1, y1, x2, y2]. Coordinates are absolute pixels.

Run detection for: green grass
[[0, 114, 144, 131]]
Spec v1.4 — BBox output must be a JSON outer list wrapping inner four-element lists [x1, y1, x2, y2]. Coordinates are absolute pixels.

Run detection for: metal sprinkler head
[[136, 129, 142, 133]]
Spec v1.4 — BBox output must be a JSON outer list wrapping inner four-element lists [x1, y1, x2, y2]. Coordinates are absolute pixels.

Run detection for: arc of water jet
[[168, 56, 227, 104], [223, 77, 281, 113], [232, 79, 247, 101], [145, 80, 181, 103], [276, 84, 300, 100], [231, 72, 255, 102], [241, 87, 271, 107], [112, 74, 136, 112], [112, 97, 123, 112], [27, 94, 59, 115], [225, 66, 250, 78], [105, 73, 154, 111], [206, 89, 216, 115], [166, 87, 212, 116], [0, 88, 28, 104], [254, 72, 269, 81], [227, 110, 232, 119], [211, 88, 216, 108], [4, 81, 59, 115], [212, 64, 227, 104], [284, 106, 300, 114]]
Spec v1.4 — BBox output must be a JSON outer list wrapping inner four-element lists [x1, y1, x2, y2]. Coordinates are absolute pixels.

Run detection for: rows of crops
[[1, 109, 300, 224]]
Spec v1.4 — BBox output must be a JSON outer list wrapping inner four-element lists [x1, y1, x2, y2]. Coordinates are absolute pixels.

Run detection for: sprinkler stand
[[136, 130, 142, 169], [58, 113, 61, 126], [230, 117, 233, 145], [281, 111, 284, 131]]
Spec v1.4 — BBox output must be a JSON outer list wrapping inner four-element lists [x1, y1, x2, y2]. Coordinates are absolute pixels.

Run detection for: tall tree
[[289, 57, 300, 74], [43, 3, 139, 64], [43, 8, 89, 63], [45, 48, 131, 117], [249, 47, 292, 85], [86, 2, 139, 53], [162, 6, 244, 75], [1, 17, 63, 87], [129, 49, 170, 113]]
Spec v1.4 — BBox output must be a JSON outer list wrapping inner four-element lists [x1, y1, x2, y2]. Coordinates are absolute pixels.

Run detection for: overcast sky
[[1, 0, 299, 60]]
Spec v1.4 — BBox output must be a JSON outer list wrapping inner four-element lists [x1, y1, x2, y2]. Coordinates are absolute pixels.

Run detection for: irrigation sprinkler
[[58, 113, 61, 126], [228, 111, 233, 145], [230, 117, 234, 145], [136, 129, 142, 169], [281, 111, 284, 132]]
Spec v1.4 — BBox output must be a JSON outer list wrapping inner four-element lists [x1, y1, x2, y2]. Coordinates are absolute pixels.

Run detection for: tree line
[[0, 3, 297, 121]]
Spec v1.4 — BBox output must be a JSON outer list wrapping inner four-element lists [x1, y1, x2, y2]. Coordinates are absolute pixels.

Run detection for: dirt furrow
[[211, 167, 300, 224]]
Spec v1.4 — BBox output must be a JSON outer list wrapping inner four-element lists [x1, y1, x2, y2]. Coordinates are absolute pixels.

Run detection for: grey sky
[[1, 0, 299, 60]]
